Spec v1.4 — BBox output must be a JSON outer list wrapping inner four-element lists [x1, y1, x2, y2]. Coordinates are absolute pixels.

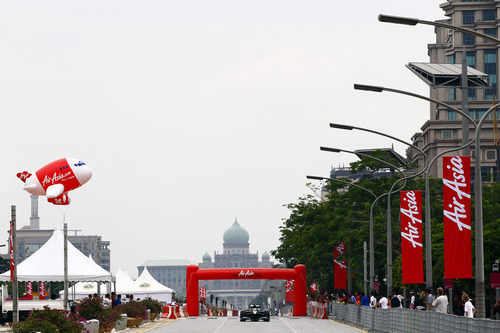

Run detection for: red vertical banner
[[39, 282, 46, 299], [443, 156, 472, 278], [26, 282, 33, 299], [285, 280, 295, 302], [9, 221, 14, 281], [334, 242, 347, 289], [400, 190, 424, 284]]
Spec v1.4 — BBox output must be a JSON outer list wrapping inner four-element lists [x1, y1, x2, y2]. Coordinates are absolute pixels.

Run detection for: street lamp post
[[354, 82, 500, 317], [329, 123, 428, 295], [319, 146, 412, 295], [306, 175, 376, 297]]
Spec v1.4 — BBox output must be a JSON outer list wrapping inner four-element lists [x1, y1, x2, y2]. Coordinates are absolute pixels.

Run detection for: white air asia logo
[[334, 259, 347, 269], [42, 171, 72, 186], [335, 243, 345, 255], [443, 156, 471, 231], [401, 191, 423, 248], [238, 270, 255, 277]]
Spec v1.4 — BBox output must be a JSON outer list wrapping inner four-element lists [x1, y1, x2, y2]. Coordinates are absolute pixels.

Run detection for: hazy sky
[[1, 1, 445, 278]]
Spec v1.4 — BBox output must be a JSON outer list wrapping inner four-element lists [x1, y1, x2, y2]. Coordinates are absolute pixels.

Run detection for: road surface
[[132, 317, 365, 333]]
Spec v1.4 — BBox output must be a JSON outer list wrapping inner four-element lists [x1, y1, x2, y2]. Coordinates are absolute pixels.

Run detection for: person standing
[[377, 295, 389, 309], [432, 287, 448, 314], [463, 293, 475, 318], [370, 292, 377, 308], [425, 289, 434, 311], [410, 292, 416, 309], [361, 293, 370, 306]]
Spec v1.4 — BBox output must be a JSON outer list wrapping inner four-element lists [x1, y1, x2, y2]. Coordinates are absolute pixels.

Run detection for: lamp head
[[378, 14, 419, 26], [330, 123, 354, 130], [354, 84, 384, 92], [306, 175, 325, 181], [320, 146, 341, 153]]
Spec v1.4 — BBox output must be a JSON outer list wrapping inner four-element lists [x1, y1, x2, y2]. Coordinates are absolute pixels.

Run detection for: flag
[[334, 242, 347, 289], [26, 282, 33, 299], [443, 156, 472, 278], [285, 279, 295, 302], [39, 282, 46, 299], [400, 190, 424, 284]]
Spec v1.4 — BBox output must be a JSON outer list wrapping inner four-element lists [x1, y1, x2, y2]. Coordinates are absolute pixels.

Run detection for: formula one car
[[240, 304, 270, 322]]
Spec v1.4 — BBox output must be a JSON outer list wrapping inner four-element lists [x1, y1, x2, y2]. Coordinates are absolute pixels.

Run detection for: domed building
[[199, 218, 272, 309]]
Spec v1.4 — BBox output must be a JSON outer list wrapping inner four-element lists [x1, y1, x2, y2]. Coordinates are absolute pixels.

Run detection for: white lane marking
[[278, 317, 299, 333], [213, 318, 228, 333]]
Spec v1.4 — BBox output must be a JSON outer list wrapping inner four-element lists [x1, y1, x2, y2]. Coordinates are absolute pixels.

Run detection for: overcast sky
[[1, 1, 445, 278]]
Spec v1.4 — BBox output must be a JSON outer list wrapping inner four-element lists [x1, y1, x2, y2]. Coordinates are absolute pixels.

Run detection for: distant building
[[199, 218, 273, 309], [13, 195, 111, 272], [137, 260, 191, 297]]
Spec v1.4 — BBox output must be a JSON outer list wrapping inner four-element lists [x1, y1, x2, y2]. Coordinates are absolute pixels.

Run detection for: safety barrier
[[329, 302, 500, 333], [308, 301, 328, 319]]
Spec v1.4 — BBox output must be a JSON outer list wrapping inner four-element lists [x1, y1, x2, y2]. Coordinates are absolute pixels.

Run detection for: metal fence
[[328, 302, 500, 333]]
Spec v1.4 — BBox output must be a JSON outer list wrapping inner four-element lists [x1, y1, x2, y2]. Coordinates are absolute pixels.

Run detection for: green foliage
[[12, 307, 84, 333], [116, 300, 148, 320], [76, 297, 118, 331], [140, 297, 162, 314]]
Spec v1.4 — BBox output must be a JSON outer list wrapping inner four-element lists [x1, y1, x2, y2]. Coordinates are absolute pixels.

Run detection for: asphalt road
[[134, 317, 365, 333]]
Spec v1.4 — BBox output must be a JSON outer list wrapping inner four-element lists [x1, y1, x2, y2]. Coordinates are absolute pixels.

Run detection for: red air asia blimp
[[17, 158, 92, 205]]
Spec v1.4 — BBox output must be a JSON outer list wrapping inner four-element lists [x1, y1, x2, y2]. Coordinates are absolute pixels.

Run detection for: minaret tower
[[29, 194, 40, 230]]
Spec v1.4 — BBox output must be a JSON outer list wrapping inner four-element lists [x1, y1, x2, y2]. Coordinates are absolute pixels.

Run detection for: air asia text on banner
[[443, 156, 472, 279], [334, 242, 347, 289], [400, 190, 424, 284]]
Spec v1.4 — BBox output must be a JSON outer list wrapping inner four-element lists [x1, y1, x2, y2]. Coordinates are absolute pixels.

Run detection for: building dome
[[202, 252, 212, 262], [223, 219, 249, 245], [262, 251, 270, 261]]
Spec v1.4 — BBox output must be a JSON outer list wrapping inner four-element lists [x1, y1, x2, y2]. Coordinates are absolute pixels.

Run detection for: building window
[[463, 10, 475, 25], [446, 54, 456, 64], [442, 130, 453, 140], [448, 110, 457, 120], [447, 87, 456, 101], [484, 49, 497, 99], [476, 109, 487, 119], [463, 33, 475, 45], [466, 51, 476, 67], [484, 28, 497, 43], [483, 9, 496, 21], [468, 88, 476, 100]]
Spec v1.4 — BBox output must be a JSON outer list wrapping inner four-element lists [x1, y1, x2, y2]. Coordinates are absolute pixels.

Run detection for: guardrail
[[329, 302, 500, 333]]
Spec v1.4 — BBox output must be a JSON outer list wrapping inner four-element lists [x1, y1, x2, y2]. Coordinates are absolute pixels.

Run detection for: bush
[[140, 297, 162, 314], [76, 297, 118, 331], [12, 306, 84, 333], [116, 300, 148, 319]]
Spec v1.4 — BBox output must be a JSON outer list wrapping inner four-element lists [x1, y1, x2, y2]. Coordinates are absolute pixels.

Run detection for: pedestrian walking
[[425, 289, 434, 311], [410, 292, 416, 309], [463, 293, 475, 318]]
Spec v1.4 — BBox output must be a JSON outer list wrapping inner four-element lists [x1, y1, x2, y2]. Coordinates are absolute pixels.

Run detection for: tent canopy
[[0, 229, 111, 282]]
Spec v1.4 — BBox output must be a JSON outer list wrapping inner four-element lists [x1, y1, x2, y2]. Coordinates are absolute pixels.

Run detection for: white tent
[[117, 267, 174, 303], [0, 229, 112, 282], [115, 268, 135, 293]]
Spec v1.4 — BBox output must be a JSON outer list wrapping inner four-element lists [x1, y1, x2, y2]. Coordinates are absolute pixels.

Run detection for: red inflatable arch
[[186, 264, 307, 316]]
